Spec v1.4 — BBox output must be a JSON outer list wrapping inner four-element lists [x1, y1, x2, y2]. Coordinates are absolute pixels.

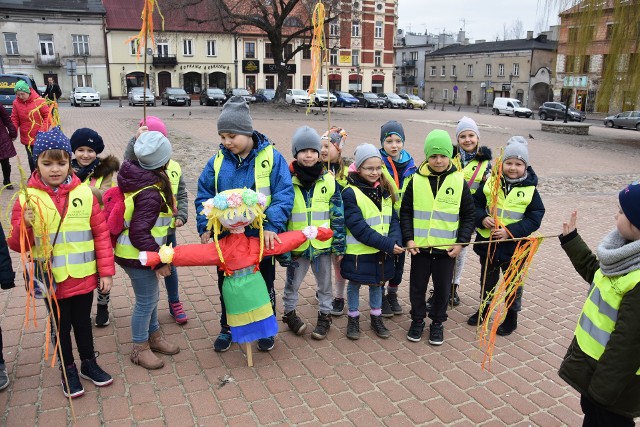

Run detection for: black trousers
[[409, 252, 455, 323], [24, 146, 36, 173], [217, 256, 276, 329], [479, 256, 524, 313], [46, 292, 95, 365], [0, 326, 4, 364], [580, 395, 634, 427]]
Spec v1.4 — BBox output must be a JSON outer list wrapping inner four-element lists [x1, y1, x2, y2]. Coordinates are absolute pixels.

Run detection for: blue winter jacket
[[195, 131, 294, 237], [340, 176, 403, 285]]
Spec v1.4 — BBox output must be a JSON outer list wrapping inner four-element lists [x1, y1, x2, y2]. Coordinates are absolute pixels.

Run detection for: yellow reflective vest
[[462, 159, 489, 194], [287, 174, 335, 252], [114, 186, 173, 260], [575, 269, 640, 375], [411, 172, 464, 247], [381, 165, 412, 212], [213, 145, 273, 206], [20, 185, 97, 282], [345, 185, 392, 255], [477, 175, 535, 238]]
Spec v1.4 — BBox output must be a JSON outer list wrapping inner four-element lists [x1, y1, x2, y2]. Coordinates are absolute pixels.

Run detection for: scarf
[[596, 229, 640, 277], [292, 161, 324, 189], [71, 158, 100, 182], [347, 173, 383, 208], [459, 149, 476, 167]]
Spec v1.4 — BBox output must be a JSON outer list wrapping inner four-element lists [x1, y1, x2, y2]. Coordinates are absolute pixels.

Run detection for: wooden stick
[[246, 343, 253, 367], [402, 234, 556, 251]]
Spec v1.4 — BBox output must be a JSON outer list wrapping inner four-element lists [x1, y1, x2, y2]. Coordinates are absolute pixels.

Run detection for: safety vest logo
[[261, 159, 270, 169], [321, 186, 327, 194], [517, 190, 525, 198], [72, 198, 83, 207], [471, 165, 477, 171], [445, 187, 454, 195], [440, 186, 459, 205], [171, 170, 178, 178]]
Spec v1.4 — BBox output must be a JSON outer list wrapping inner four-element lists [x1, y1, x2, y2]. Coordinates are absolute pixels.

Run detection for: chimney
[[527, 31, 534, 39], [457, 30, 465, 43]]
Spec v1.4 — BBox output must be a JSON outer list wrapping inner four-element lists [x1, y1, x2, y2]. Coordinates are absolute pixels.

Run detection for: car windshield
[[167, 88, 187, 95], [408, 95, 421, 100], [75, 87, 96, 93], [291, 90, 307, 96], [233, 89, 250, 96], [207, 89, 224, 95], [0, 76, 26, 95], [315, 89, 328, 95], [512, 100, 522, 107], [131, 87, 153, 94], [386, 93, 401, 99], [364, 93, 378, 99], [261, 89, 275, 96]]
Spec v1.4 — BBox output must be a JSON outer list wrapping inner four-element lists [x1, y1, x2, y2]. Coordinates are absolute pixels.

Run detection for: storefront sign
[[563, 75, 588, 88], [179, 64, 231, 70], [242, 60, 260, 73], [263, 63, 296, 74]]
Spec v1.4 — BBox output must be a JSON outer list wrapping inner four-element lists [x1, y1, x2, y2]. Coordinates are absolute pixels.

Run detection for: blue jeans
[[347, 281, 383, 312], [164, 233, 179, 303], [122, 266, 160, 344]]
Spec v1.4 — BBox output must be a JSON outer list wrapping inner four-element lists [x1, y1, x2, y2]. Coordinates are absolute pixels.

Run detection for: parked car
[[200, 88, 226, 106], [378, 92, 407, 109], [128, 87, 156, 106], [0, 73, 40, 113], [254, 88, 275, 103], [309, 89, 337, 107], [492, 97, 532, 118], [70, 86, 101, 107], [538, 102, 586, 122], [37, 85, 47, 96], [286, 89, 311, 106], [161, 87, 191, 106], [604, 111, 640, 131], [399, 93, 427, 109], [353, 92, 385, 108], [225, 88, 255, 103], [331, 90, 359, 107]]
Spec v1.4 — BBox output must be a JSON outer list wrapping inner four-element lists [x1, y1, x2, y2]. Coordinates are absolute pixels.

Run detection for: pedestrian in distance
[[10, 80, 49, 173], [0, 104, 17, 189]]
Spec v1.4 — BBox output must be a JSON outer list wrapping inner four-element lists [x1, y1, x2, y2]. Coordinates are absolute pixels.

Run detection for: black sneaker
[[467, 310, 480, 326], [381, 294, 394, 318], [214, 328, 232, 352], [370, 315, 390, 338], [0, 363, 9, 391], [330, 298, 345, 316], [282, 310, 306, 335], [425, 289, 434, 311], [428, 322, 444, 346], [60, 363, 84, 398], [346, 315, 360, 340], [311, 313, 332, 340], [257, 336, 275, 351], [79, 354, 113, 387], [451, 284, 460, 307], [387, 292, 402, 314], [406, 319, 425, 342], [95, 304, 110, 327]]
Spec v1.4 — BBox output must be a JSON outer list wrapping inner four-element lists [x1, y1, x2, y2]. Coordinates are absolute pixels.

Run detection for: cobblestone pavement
[[0, 102, 638, 426]]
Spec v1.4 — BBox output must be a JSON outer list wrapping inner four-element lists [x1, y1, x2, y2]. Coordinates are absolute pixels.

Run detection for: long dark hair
[[153, 166, 175, 212]]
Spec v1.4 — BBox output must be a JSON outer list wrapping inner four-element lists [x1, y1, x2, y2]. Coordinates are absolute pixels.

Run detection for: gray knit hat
[[354, 143, 382, 169], [456, 116, 480, 140], [217, 96, 253, 136], [291, 126, 321, 158], [380, 120, 405, 145], [503, 136, 529, 166], [134, 131, 172, 170]]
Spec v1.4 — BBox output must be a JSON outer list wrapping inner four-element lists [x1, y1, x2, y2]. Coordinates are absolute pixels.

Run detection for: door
[[158, 72, 171, 96], [245, 75, 256, 93], [466, 91, 471, 106]]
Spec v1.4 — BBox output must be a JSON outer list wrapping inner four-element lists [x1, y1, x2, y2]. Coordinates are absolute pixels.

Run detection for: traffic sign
[[453, 85, 458, 92]]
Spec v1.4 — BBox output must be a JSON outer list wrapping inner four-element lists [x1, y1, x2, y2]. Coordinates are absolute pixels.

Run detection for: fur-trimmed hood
[[93, 155, 120, 179], [453, 145, 492, 162]]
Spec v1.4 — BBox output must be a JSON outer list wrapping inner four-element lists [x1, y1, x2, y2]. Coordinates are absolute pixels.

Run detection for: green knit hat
[[424, 129, 453, 159], [14, 80, 30, 94]]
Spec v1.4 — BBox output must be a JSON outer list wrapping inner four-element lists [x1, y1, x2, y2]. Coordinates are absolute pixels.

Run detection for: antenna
[[460, 19, 466, 31]]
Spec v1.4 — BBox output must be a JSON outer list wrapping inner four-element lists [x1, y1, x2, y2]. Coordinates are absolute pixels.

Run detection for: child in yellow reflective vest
[[401, 130, 475, 346], [558, 182, 640, 425], [469, 136, 545, 336]]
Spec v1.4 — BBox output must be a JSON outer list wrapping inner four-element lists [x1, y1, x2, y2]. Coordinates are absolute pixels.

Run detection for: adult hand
[[200, 231, 211, 244], [482, 216, 495, 229], [405, 240, 419, 256], [447, 244, 463, 258], [99, 276, 113, 293], [563, 211, 578, 236], [264, 230, 281, 250]]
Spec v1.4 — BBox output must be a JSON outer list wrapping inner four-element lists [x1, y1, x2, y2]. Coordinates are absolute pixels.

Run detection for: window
[[302, 46, 311, 59], [265, 75, 275, 90], [72, 34, 89, 56], [443, 89, 448, 100], [157, 41, 168, 57], [411, 51, 418, 60], [206, 40, 216, 57], [581, 55, 590, 73], [245, 41, 256, 58], [265, 42, 273, 59], [3, 33, 18, 55], [352, 49, 360, 66], [565, 55, 576, 72], [284, 43, 293, 58], [39, 34, 54, 56], [512, 63, 519, 76], [441, 65, 445, 76], [352, 21, 360, 37], [467, 64, 473, 77], [374, 50, 381, 66], [568, 27, 578, 42], [75, 74, 92, 87], [485, 64, 492, 76], [375, 21, 383, 38], [330, 49, 338, 66], [498, 64, 505, 76], [430, 66, 436, 76], [330, 22, 339, 36], [606, 23, 615, 40], [183, 39, 193, 56], [302, 75, 311, 89], [451, 65, 456, 76], [130, 39, 139, 55]]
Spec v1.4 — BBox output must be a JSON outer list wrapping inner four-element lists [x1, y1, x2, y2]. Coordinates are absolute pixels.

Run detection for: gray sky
[[397, 0, 564, 42]]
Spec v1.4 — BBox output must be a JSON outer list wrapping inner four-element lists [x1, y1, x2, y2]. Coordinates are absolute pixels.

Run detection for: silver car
[[128, 87, 156, 106], [604, 111, 640, 131], [70, 87, 100, 107]]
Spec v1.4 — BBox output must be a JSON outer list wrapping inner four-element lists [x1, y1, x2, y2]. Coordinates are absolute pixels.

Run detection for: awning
[[329, 74, 341, 81], [372, 75, 384, 82], [349, 74, 360, 82]]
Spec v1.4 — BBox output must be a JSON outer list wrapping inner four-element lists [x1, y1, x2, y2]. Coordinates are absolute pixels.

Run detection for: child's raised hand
[[99, 276, 113, 293], [23, 208, 34, 225], [482, 216, 495, 229], [136, 125, 149, 140], [562, 211, 578, 236]]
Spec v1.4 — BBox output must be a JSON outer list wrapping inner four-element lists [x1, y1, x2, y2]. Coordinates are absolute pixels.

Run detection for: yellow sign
[[339, 55, 351, 64]]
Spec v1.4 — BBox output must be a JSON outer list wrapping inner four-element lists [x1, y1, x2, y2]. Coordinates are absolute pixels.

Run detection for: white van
[[492, 97, 532, 118]]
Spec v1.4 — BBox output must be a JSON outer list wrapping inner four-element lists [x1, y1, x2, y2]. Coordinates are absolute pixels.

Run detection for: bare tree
[[510, 18, 524, 39]]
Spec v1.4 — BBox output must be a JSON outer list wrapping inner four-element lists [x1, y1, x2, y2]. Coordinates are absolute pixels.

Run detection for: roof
[[0, 0, 105, 14], [425, 36, 557, 57]]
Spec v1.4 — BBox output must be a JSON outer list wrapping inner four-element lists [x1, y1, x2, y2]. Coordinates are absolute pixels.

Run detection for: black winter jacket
[[400, 162, 476, 254], [558, 230, 640, 418], [0, 222, 15, 289]]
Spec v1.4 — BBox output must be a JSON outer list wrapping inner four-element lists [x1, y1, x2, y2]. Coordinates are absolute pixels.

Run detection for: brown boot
[[148, 330, 180, 355], [130, 342, 164, 369]]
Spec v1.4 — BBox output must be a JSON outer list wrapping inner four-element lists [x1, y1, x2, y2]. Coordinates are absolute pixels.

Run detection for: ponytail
[[378, 172, 397, 205]]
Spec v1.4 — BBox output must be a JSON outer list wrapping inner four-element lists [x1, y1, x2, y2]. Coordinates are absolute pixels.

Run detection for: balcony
[[403, 59, 417, 68], [401, 75, 416, 85], [152, 54, 177, 67], [36, 53, 61, 67]]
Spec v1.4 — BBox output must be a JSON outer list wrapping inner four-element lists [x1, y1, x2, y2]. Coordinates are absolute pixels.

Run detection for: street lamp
[[356, 65, 361, 92], [82, 52, 89, 83], [509, 73, 513, 97]]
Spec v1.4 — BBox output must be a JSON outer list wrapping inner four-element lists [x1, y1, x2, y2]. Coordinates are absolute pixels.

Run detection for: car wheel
[[604, 121, 613, 128], [636, 123, 640, 131], [408, 104, 414, 110], [539, 112, 547, 120]]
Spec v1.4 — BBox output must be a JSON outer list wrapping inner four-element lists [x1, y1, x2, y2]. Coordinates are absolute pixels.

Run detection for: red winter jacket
[[7, 173, 115, 299], [10, 89, 50, 147]]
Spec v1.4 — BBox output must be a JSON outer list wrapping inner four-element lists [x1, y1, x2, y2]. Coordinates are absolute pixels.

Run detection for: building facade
[[0, 0, 107, 97], [423, 33, 557, 109]]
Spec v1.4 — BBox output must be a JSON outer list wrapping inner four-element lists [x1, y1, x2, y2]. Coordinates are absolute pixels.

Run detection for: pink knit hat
[[139, 116, 167, 137]]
